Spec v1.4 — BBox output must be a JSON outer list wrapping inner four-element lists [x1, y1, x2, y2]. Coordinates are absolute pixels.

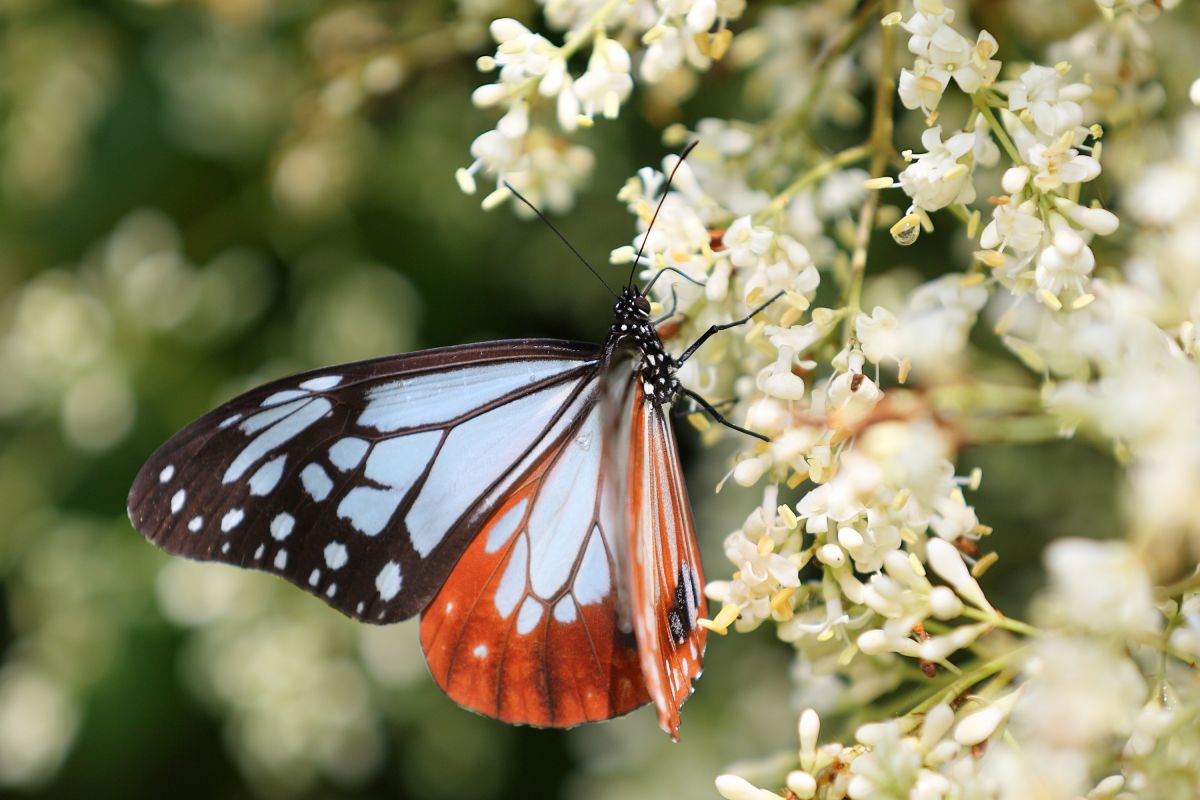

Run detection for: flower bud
[[786, 771, 817, 799], [953, 689, 1021, 746], [733, 457, 767, 487], [926, 538, 994, 611], [715, 774, 760, 800], [1001, 166, 1029, 194]]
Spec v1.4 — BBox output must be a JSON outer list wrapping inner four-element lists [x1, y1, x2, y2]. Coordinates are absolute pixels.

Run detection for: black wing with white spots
[[128, 339, 601, 623]]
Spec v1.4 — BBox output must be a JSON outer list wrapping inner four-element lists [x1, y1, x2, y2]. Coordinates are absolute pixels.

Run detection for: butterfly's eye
[[634, 296, 652, 315]]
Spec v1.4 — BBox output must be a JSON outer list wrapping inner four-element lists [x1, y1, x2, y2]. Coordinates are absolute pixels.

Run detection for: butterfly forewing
[[420, 362, 651, 727], [128, 340, 601, 624], [626, 382, 707, 739]]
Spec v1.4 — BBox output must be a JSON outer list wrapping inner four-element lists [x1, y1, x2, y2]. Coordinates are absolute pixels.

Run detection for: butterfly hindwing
[[627, 382, 707, 739], [420, 363, 651, 727], [127, 340, 601, 624]]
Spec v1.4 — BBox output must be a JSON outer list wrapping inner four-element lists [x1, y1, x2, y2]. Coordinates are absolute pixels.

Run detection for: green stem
[[561, 0, 623, 59], [972, 93, 1023, 166], [955, 415, 1068, 446], [841, 0, 897, 337], [908, 648, 1025, 716], [785, 0, 882, 132], [960, 606, 1041, 638], [753, 143, 873, 223]]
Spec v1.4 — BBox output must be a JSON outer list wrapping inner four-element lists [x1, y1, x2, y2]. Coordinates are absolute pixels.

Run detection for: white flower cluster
[[896, 1, 1000, 117], [707, 420, 991, 663], [886, 2, 1122, 314], [716, 538, 1197, 800], [458, 1, 746, 214]]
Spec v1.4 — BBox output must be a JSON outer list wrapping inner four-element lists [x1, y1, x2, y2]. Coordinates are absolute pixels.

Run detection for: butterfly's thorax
[[603, 288, 679, 407]]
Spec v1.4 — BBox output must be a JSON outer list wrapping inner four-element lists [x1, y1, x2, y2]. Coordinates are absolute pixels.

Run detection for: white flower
[[1018, 131, 1102, 192], [898, 9, 999, 113], [502, 138, 595, 215], [1015, 637, 1146, 749], [1035, 229, 1095, 305], [899, 61, 951, 115], [1036, 539, 1159, 638], [898, 126, 978, 211], [980, 200, 1045, 254], [855, 307, 901, 365], [486, 19, 557, 86], [1007, 64, 1089, 139], [573, 36, 633, 120], [467, 128, 525, 175], [723, 215, 774, 268]]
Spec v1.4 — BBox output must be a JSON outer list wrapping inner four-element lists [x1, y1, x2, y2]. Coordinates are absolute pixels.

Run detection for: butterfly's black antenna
[[631, 140, 700, 293], [643, 265, 705, 297], [503, 181, 618, 299]]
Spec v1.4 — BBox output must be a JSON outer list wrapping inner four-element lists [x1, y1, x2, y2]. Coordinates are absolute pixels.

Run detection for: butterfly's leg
[[680, 388, 769, 442], [654, 285, 680, 324], [674, 290, 786, 367]]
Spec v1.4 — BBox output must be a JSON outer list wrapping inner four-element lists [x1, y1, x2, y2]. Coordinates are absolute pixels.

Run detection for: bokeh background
[[0, 0, 1164, 798]]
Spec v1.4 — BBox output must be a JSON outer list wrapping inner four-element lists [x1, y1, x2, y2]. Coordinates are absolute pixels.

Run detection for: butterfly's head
[[612, 286, 651, 322]]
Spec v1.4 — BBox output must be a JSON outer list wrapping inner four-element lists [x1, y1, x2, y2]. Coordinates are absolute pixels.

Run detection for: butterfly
[[127, 156, 778, 739]]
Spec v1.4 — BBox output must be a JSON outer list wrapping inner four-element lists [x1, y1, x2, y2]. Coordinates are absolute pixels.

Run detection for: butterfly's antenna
[[504, 181, 619, 299], [631, 140, 700, 293]]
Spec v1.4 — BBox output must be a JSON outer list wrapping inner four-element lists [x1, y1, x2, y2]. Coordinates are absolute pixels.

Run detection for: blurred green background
[[0, 1, 1125, 798]]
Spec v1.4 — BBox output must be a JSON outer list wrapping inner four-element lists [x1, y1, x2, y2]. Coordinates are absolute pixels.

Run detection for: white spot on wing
[[358, 359, 585, 432], [516, 596, 543, 635], [248, 454, 287, 496], [573, 530, 611, 606], [485, 498, 528, 553], [274, 550, 288, 569], [328, 437, 369, 472], [221, 508, 244, 532], [301, 463, 333, 501], [159, 465, 175, 483], [326, 583, 337, 598], [239, 398, 307, 434], [324, 542, 348, 570], [170, 489, 186, 514], [473, 644, 488, 658], [261, 389, 308, 407], [270, 513, 294, 541], [364, 431, 441, 491], [527, 413, 602, 599], [376, 562, 402, 600], [308, 569, 320, 586], [337, 487, 401, 537], [219, 413, 242, 429], [187, 516, 203, 533], [225, 398, 331, 483], [553, 598, 577, 623], [493, 535, 528, 618], [254, 544, 265, 560], [300, 375, 342, 391]]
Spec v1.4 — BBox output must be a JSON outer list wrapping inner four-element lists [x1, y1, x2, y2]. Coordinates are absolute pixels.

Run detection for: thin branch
[[841, 0, 898, 337]]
